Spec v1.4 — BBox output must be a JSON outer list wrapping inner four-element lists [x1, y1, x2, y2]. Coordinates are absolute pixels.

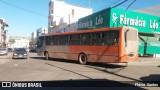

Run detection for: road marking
[[14, 64, 18, 66]]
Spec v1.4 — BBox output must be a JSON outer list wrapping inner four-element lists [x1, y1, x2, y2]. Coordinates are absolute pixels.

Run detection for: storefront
[[78, 8, 160, 55]]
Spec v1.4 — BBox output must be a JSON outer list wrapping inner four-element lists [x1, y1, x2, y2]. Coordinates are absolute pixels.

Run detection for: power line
[[125, 0, 136, 12], [112, 0, 128, 8], [107, 0, 121, 8], [0, 0, 47, 18]]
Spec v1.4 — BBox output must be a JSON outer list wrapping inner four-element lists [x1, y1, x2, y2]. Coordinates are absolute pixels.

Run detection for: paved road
[[0, 52, 160, 89]]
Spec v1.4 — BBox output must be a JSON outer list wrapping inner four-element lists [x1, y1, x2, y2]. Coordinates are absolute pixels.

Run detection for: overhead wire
[[0, 0, 69, 18], [112, 0, 128, 8], [105, 0, 121, 9], [0, 0, 47, 18], [0, 0, 159, 18], [125, 0, 136, 11]]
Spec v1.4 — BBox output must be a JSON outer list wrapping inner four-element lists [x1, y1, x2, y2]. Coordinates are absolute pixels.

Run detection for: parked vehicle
[[26, 48, 30, 52], [0, 48, 8, 55], [12, 48, 28, 59], [8, 48, 13, 52]]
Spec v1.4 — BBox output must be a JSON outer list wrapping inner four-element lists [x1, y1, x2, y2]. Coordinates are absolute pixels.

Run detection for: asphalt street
[[0, 52, 160, 89]]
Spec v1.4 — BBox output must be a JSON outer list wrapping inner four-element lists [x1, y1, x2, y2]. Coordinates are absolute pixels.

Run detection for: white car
[[0, 48, 8, 55]]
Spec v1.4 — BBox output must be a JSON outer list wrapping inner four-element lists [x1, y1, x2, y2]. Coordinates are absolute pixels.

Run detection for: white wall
[[0, 19, 7, 44], [30, 32, 37, 50], [48, 0, 93, 33], [6, 32, 9, 47], [14, 39, 29, 48], [31, 32, 37, 43], [53, 0, 92, 25]]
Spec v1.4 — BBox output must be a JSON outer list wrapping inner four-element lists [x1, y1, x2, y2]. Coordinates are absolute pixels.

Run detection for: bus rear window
[[125, 29, 137, 41]]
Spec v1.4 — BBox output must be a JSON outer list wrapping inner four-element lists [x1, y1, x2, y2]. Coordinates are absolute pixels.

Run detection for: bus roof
[[43, 26, 136, 37]]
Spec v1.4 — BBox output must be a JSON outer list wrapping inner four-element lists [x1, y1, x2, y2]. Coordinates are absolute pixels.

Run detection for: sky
[[0, 0, 160, 37]]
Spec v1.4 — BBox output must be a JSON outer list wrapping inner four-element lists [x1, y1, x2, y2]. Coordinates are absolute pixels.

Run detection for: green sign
[[78, 9, 110, 30], [78, 8, 160, 33], [110, 8, 160, 33], [78, 8, 160, 54]]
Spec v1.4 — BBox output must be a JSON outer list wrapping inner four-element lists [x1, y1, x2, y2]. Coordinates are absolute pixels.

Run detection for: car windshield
[[14, 48, 26, 52]]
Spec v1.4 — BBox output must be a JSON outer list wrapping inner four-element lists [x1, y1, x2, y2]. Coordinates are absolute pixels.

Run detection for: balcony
[[49, 10, 54, 16], [1, 30, 7, 36]]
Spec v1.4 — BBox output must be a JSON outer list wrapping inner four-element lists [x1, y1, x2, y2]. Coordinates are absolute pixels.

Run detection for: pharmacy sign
[[110, 8, 160, 33], [78, 8, 160, 33]]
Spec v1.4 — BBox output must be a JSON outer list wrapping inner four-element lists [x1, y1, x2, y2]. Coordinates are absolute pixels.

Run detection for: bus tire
[[44, 52, 49, 60], [78, 53, 87, 65]]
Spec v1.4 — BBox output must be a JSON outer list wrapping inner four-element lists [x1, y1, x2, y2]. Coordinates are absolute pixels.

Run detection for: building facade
[[13, 39, 29, 49], [30, 32, 37, 51], [0, 18, 9, 48], [48, 0, 92, 33], [136, 4, 160, 42], [36, 27, 48, 40]]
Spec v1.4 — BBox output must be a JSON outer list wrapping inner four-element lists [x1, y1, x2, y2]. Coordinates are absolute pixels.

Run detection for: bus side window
[[101, 31, 109, 45], [109, 31, 119, 45], [91, 32, 101, 45], [45, 36, 52, 45], [101, 30, 119, 46], [37, 36, 44, 48], [81, 33, 90, 45], [59, 35, 68, 45], [48, 36, 51, 45], [52, 36, 58, 45], [69, 34, 80, 45]]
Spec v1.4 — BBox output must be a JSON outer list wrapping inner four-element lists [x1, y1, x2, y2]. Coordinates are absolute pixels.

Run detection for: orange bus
[[37, 26, 138, 64]]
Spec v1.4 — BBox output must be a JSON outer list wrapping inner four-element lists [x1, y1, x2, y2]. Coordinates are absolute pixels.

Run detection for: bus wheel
[[78, 53, 87, 65], [45, 52, 49, 60]]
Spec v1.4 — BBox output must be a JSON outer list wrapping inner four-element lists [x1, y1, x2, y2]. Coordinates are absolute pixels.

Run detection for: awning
[[139, 36, 160, 54], [139, 37, 145, 54]]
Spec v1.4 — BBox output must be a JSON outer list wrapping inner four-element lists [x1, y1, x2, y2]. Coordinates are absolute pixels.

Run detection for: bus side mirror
[[125, 29, 129, 47], [125, 43, 127, 47]]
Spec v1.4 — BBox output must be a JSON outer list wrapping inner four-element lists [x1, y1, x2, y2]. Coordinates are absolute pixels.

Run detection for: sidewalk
[[137, 57, 160, 62], [127, 57, 160, 66]]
